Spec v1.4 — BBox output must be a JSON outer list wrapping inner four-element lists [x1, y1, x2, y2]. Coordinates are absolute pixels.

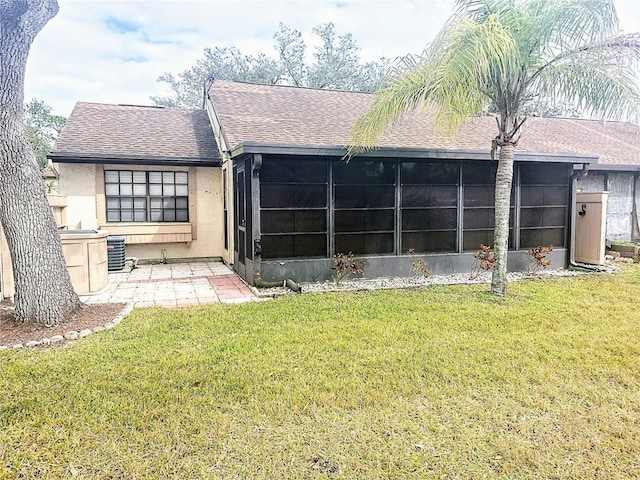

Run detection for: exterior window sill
[[99, 222, 192, 244]]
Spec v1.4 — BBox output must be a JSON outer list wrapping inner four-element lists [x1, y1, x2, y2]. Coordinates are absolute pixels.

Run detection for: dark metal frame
[[232, 152, 587, 285]]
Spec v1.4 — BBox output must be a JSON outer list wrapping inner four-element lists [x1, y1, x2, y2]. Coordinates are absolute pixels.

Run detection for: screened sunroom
[[232, 151, 575, 285]]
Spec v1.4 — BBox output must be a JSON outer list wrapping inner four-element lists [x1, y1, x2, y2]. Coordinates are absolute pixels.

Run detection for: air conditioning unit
[[106, 235, 126, 271]]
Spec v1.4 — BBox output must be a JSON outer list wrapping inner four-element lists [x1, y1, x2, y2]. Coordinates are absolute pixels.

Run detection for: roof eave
[[48, 151, 222, 167], [587, 163, 640, 172], [230, 142, 598, 164]]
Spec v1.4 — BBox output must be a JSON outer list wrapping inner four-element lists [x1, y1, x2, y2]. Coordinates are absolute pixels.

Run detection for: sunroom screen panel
[[260, 157, 328, 258], [401, 162, 458, 253], [333, 159, 396, 255]]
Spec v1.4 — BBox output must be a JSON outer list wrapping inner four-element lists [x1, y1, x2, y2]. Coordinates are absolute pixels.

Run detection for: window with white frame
[[105, 170, 189, 222]]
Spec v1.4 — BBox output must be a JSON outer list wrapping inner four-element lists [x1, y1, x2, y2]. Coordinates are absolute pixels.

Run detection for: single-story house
[[48, 103, 222, 261], [6, 80, 634, 293], [0, 105, 221, 299]]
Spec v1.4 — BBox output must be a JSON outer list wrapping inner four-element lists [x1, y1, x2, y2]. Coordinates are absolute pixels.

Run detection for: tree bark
[[1, 0, 82, 325], [491, 143, 516, 297]]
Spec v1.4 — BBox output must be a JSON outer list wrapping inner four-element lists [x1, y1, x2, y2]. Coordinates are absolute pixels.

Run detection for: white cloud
[[23, 0, 640, 117]]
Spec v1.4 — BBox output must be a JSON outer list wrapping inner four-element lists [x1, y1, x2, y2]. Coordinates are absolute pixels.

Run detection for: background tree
[[0, 0, 81, 325], [521, 99, 582, 118], [151, 46, 283, 108], [348, 0, 640, 297], [151, 22, 389, 108], [306, 23, 387, 91], [275, 22, 307, 87], [23, 97, 66, 169]]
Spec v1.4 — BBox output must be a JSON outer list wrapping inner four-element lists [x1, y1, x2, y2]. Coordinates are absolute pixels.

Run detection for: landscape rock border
[[253, 264, 618, 298], [0, 302, 134, 351]]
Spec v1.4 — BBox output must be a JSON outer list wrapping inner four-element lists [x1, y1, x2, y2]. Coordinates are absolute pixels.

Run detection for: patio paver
[[79, 261, 257, 307]]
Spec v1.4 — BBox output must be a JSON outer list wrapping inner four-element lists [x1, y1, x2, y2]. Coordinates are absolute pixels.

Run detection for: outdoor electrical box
[[575, 191, 608, 265]]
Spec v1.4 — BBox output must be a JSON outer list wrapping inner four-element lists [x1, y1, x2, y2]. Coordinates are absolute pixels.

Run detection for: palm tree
[[347, 0, 640, 296]]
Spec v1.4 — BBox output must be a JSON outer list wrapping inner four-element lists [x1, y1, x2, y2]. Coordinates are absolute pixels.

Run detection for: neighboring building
[[569, 120, 640, 242], [41, 80, 639, 288]]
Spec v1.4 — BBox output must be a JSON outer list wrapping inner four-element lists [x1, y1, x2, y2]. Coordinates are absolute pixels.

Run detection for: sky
[[23, 0, 640, 117]]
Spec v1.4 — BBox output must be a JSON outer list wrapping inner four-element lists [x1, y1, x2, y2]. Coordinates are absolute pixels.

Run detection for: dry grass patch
[[1, 266, 640, 478]]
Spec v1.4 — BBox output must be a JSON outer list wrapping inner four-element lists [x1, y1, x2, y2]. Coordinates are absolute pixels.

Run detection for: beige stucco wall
[[55, 162, 224, 261], [0, 226, 14, 300], [57, 163, 98, 229]]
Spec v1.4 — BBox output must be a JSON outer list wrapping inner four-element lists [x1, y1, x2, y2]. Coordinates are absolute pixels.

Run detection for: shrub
[[332, 252, 365, 285], [407, 248, 430, 278], [470, 244, 495, 279], [526, 245, 553, 274]]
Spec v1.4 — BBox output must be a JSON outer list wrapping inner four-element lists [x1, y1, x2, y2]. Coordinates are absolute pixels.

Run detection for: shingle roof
[[50, 102, 220, 166], [208, 80, 640, 168]]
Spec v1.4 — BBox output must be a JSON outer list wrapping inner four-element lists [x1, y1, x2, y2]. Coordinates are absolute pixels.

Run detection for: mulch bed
[[0, 300, 126, 348]]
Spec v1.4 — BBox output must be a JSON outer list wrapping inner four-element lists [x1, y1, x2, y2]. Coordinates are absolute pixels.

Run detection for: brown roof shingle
[[208, 80, 640, 168], [51, 102, 220, 165]]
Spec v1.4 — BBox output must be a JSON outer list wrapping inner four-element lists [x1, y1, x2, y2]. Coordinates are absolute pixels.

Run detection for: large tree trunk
[[1, 0, 82, 325], [491, 143, 516, 297]]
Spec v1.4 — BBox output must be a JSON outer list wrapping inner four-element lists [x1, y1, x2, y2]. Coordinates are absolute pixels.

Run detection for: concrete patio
[[79, 261, 257, 307]]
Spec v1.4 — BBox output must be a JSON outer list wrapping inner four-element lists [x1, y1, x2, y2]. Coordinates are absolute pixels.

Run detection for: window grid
[[105, 170, 189, 223]]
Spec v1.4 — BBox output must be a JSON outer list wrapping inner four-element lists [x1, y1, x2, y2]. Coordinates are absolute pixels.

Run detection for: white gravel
[[253, 263, 617, 298]]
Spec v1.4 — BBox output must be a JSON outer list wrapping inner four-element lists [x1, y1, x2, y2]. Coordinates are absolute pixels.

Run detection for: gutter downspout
[[254, 277, 302, 292], [569, 163, 599, 271]]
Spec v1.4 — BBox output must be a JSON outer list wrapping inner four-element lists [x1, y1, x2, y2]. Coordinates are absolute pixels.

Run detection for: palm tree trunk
[[1, 0, 81, 325], [491, 143, 516, 297]]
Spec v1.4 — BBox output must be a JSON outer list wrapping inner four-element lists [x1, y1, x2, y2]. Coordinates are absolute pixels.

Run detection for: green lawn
[[2, 267, 640, 479]]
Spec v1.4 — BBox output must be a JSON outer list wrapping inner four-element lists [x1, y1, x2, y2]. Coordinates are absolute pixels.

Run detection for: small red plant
[[470, 244, 495, 279], [333, 252, 365, 285], [526, 245, 553, 273], [407, 248, 430, 278]]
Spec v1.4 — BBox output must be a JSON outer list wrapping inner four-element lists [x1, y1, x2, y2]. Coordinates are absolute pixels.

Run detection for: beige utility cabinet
[[574, 191, 608, 265], [59, 230, 109, 294]]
